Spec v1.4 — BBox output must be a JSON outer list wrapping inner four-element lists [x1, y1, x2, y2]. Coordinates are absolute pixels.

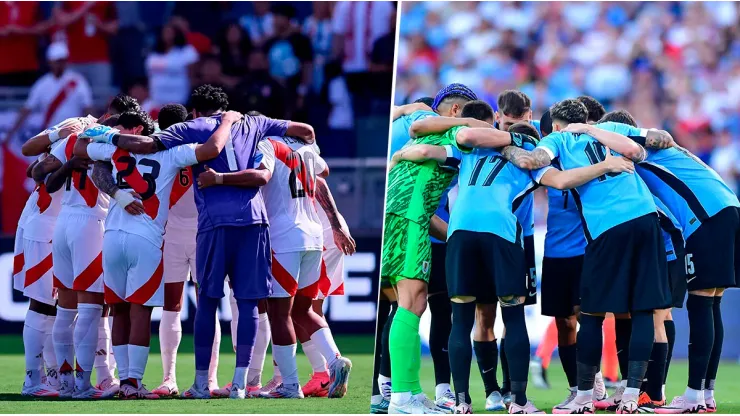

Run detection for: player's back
[[389, 109, 437, 159], [86, 142, 199, 247], [258, 136, 327, 253]]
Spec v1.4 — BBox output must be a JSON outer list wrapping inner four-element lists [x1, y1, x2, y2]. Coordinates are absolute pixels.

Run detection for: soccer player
[[76, 109, 237, 399], [85, 84, 316, 399], [592, 110, 738, 413], [499, 99, 671, 414]]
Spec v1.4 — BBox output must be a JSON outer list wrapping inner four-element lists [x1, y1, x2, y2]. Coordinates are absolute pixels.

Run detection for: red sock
[[535, 319, 558, 369], [602, 316, 618, 381]]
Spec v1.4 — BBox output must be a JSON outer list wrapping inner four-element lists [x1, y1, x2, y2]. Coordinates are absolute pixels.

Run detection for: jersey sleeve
[[530, 165, 556, 184], [168, 143, 199, 168], [257, 140, 276, 174], [409, 110, 438, 123], [86, 143, 116, 161], [254, 116, 289, 139], [445, 126, 472, 152], [441, 144, 463, 169], [314, 153, 328, 176], [537, 132, 562, 161], [154, 120, 204, 149], [596, 121, 648, 141], [50, 137, 69, 164]]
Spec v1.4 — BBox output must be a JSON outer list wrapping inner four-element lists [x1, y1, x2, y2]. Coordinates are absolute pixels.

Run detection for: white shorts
[[12, 227, 25, 293], [163, 239, 196, 284], [52, 213, 104, 293], [18, 239, 56, 305], [103, 230, 164, 307], [317, 245, 345, 300], [271, 250, 322, 298]]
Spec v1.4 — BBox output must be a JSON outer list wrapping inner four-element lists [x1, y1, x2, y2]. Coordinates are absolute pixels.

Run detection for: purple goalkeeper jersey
[[156, 114, 289, 232]]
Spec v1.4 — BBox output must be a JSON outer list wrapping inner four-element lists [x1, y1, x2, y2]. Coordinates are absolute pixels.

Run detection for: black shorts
[[668, 257, 687, 308], [446, 230, 527, 304], [428, 243, 448, 295], [580, 213, 671, 314], [685, 206, 740, 291], [541, 255, 583, 317], [523, 235, 538, 306]]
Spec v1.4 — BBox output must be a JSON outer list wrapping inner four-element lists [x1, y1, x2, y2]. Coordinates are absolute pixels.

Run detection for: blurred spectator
[[4, 42, 93, 141], [0, 2, 52, 87], [169, 15, 212, 55], [332, 2, 394, 74], [196, 53, 238, 91], [241, 1, 274, 47], [370, 5, 397, 73], [53, 1, 118, 91], [303, 2, 334, 93], [264, 4, 313, 104], [323, 61, 355, 157], [145, 22, 199, 109], [216, 22, 253, 78], [229, 49, 288, 119]]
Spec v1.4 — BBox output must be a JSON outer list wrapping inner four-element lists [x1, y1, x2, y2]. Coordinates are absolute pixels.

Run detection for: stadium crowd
[[396, 1, 740, 192], [0, 1, 397, 158]]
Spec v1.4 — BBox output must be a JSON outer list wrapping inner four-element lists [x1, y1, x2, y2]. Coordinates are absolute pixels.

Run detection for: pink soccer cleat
[[302, 372, 330, 397], [655, 395, 707, 414], [509, 400, 546, 414], [21, 383, 60, 398], [553, 395, 595, 414], [151, 378, 179, 397]]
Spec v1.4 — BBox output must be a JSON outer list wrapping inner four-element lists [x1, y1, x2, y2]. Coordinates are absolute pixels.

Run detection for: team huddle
[[374, 85, 736, 414], [13, 84, 356, 401]]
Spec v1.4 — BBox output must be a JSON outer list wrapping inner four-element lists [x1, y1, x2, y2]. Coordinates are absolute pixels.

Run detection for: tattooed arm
[[45, 156, 89, 193], [500, 146, 553, 170], [645, 129, 675, 149], [316, 177, 356, 255], [92, 161, 145, 215]]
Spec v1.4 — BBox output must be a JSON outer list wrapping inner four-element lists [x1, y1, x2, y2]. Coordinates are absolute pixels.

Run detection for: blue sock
[[500, 304, 530, 407], [235, 298, 259, 368], [577, 314, 604, 391], [194, 295, 220, 371]]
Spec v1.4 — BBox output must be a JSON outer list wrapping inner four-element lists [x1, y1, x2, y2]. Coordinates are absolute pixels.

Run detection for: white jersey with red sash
[[163, 166, 198, 283]]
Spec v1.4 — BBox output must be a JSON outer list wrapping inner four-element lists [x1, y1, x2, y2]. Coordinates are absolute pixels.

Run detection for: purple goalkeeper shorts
[[196, 224, 273, 300]]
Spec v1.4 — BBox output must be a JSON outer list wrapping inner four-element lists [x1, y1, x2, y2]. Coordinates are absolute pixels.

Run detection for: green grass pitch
[[0, 334, 373, 414], [419, 357, 740, 414]]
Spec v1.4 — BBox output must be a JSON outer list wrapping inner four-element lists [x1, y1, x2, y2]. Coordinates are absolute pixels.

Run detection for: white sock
[[624, 387, 640, 397], [43, 315, 58, 383], [232, 367, 247, 389], [113, 344, 129, 380], [95, 316, 113, 384], [391, 391, 412, 404], [159, 310, 182, 382], [577, 389, 593, 398], [371, 394, 384, 404], [53, 307, 77, 388], [272, 344, 299, 385], [705, 389, 714, 399], [128, 344, 149, 384], [301, 340, 327, 373], [107, 316, 117, 373], [195, 369, 209, 390], [247, 313, 270, 385], [209, 318, 221, 386], [73, 303, 103, 390], [273, 358, 282, 377], [379, 374, 391, 386], [435, 383, 451, 400], [662, 384, 666, 397], [309, 327, 341, 366], [685, 387, 702, 402], [229, 290, 238, 351], [23, 310, 47, 387]]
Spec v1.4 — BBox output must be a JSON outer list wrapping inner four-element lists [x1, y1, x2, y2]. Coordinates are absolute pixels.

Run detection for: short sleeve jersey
[[23, 150, 64, 242], [50, 134, 110, 219], [86, 143, 199, 247], [256, 136, 328, 253], [155, 114, 288, 231], [389, 110, 438, 160], [537, 128, 656, 241], [384, 126, 462, 228]]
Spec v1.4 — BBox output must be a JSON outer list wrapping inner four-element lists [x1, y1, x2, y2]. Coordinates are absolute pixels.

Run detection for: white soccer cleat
[[228, 383, 246, 399], [454, 402, 472, 414], [595, 384, 624, 411], [151, 378, 179, 397], [58, 378, 74, 398], [616, 396, 639, 414], [593, 372, 609, 401], [181, 383, 211, 399], [705, 395, 717, 413], [486, 391, 507, 411], [249, 376, 281, 397], [327, 356, 352, 398], [389, 395, 447, 414], [120, 383, 159, 400], [554, 389, 577, 411], [654, 395, 707, 414], [72, 385, 116, 399], [21, 383, 60, 398], [552, 395, 595, 414], [509, 400, 546, 414], [435, 388, 456, 413], [259, 382, 304, 399], [95, 377, 120, 395]]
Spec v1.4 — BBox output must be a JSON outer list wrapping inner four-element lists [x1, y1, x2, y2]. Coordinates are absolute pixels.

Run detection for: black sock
[[474, 340, 500, 396], [615, 317, 632, 380], [380, 301, 397, 378], [686, 294, 715, 390], [558, 343, 578, 388], [627, 312, 654, 390], [644, 342, 668, 401], [428, 293, 452, 386], [500, 337, 510, 393], [705, 296, 723, 391], [372, 299, 391, 396], [450, 302, 475, 405], [664, 320, 676, 384], [577, 314, 604, 391], [501, 304, 530, 406]]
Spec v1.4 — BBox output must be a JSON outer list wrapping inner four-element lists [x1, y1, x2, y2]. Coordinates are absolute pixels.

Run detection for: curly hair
[[117, 110, 156, 136], [158, 104, 188, 130], [190, 84, 229, 115], [599, 110, 638, 128], [108, 94, 141, 115], [577, 96, 606, 123], [550, 99, 588, 125]]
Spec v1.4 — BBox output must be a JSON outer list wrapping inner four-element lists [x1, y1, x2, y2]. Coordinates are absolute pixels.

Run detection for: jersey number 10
[[583, 142, 621, 182]]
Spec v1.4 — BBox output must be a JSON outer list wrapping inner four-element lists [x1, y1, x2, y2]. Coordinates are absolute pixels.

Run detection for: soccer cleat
[[249, 376, 281, 397], [152, 378, 179, 397], [72, 385, 116, 399], [593, 373, 609, 401], [617, 395, 640, 414], [181, 383, 211, 399], [553, 395, 595, 414], [529, 359, 550, 389], [502, 391, 513, 407], [596, 385, 624, 411], [705, 395, 716, 413], [260, 382, 304, 399], [509, 401, 546, 414], [554, 389, 577, 411], [389, 395, 447, 414], [636, 392, 666, 413], [45, 368, 60, 391], [95, 377, 120, 395], [654, 395, 706, 414], [302, 371, 330, 397], [327, 356, 352, 398], [486, 391, 507, 411], [228, 383, 246, 399], [58, 378, 74, 398], [211, 383, 232, 398], [21, 383, 60, 398], [435, 388, 456, 413], [454, 402, 472, 414], [120, 383, 159, 400], [371, 396, 391, 414]]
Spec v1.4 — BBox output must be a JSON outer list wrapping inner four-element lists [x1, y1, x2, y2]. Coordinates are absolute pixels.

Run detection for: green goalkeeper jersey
[[384, 126, 464, 227]]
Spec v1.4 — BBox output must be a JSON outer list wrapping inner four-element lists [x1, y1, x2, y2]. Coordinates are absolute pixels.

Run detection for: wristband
[[111, 133, 120, 146], [215, 173, 223, 185], [49, 130, 61, 143], [113, 189, 136, 208]]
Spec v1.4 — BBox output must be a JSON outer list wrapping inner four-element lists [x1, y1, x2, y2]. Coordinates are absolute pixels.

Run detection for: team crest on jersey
[[422, 261, 430, 274]]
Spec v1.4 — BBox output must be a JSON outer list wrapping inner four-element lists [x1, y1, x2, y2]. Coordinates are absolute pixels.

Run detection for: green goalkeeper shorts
[[380, 214, 432, 286]]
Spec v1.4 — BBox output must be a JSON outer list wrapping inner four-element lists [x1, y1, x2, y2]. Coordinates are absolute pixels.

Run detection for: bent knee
[[451, 296, 475, 304], [498, 295, 525, 307]]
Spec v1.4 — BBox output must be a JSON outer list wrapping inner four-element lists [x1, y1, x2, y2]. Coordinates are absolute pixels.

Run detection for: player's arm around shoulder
[[454, 125, 513, 150], [393, 102, 433, 121], [194, 110, 243, 162], [196, 138, 273, 189], [565, 123, 647, 163], [389, 144, 450, 170], [536, 151, 634, 190], [410, 116, 489, 139]]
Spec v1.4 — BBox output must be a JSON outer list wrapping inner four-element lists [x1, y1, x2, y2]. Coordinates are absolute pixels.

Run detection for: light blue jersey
[[597, 122, 740, 239], [543, 162, 588, 258], [537, 129, 657, 241], [654, 197, 682, 261], [389, 110, 438, 160], [431, 180, 456, 244]]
